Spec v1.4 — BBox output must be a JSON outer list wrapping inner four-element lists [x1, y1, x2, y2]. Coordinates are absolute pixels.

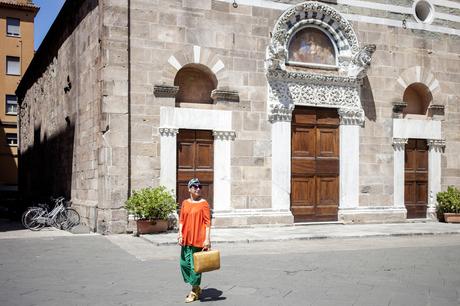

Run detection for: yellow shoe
[[185, 291, 198, 303]]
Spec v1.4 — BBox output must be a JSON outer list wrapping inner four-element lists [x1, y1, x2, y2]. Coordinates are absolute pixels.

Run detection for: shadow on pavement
[[200, 288, 226, 302], [0, 218, 24, 232]]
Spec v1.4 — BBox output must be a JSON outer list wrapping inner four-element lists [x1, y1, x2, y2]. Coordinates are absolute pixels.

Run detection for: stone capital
[[213, 130, 236, 141], [427, 139, 446, 152], [338, 108, 365, 126], [159, 127, 179, 137], [392, 138, 408, 151], [154, 85, 179, 98], [268, 103, 294, 123], [211, 89, 239, 103]]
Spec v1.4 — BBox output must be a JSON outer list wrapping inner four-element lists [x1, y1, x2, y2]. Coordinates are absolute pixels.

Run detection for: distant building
[[0, 0, 38, 201], [16, 0, 460, 233]]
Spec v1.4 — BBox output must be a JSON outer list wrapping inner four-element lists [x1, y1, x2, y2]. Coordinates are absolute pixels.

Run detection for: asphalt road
[[1, 230, 459, 306]]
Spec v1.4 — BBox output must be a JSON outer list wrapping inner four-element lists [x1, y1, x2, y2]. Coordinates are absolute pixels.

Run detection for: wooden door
[[405, 139, 428, 218], [291, 107, 339, 222], [177, 130, 213, 208]]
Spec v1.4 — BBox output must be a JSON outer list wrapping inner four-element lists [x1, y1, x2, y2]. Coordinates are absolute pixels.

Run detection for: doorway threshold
[[294, 221, 344, 226]]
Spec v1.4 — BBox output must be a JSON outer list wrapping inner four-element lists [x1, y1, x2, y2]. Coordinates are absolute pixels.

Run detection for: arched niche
[[403, 82, 432, 117], [174, 64, 218, 104], [287, 26, 338, 69]]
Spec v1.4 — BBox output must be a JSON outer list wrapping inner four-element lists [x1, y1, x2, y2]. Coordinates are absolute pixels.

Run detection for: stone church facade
[[16, 0, 460, 233]]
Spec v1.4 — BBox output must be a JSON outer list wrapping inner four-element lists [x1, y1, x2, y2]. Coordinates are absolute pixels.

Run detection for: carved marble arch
[[265, 1, 376, 126]]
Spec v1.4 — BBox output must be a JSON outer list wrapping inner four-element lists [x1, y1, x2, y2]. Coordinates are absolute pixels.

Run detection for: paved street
[[1, 228, 460, 306]]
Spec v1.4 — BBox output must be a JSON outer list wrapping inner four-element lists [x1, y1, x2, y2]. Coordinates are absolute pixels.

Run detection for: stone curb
[[140, 230, 460, 246]]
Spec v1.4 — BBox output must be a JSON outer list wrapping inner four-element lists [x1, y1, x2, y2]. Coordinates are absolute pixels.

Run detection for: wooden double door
[[291, 107, 340, 222], [176, 129, 213, 208], [405, 139, 428, 218]]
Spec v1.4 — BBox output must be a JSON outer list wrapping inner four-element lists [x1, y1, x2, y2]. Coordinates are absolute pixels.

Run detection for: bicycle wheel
[[61, 208, 80, 230], [52, 210, 66, 229], [23, 208, 46, 231]]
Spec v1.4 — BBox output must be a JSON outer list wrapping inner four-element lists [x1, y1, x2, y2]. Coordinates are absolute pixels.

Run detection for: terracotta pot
[[136, 219, 168, 234], [443, 213, 460, 223]]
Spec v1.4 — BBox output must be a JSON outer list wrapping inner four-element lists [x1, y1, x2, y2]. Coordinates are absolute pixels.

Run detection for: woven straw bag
[[193, 249, 220, 273]]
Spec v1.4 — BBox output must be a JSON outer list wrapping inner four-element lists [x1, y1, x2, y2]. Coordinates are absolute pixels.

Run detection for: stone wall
[[18, 0, 101, 229], [95, 0, 130, 233], [129, 0, 281, 214], [355, 21, 460, 208]]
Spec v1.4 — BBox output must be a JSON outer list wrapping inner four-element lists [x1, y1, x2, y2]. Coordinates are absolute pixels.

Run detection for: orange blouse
[[179, 199, 211, 248]]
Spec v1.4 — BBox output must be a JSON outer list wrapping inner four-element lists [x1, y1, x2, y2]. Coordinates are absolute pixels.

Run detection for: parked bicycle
[[22, 197, 80, 231]]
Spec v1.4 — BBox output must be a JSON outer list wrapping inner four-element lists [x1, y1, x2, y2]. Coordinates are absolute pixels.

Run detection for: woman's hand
[[203, 239, 211, 250], [178, 235, 183, 245]]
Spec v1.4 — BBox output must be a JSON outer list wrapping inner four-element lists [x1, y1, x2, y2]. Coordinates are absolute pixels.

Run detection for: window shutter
[[7, 18, 20, 36], [6, 57, 20, 75]]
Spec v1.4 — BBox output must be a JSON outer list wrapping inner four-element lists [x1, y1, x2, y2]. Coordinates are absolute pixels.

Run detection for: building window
[[288, 27, 337, 68], [6, 95, 18, 115], [6, 133, 18, 146], [174, 64, 217, 104], [413, 0, 435, 24], [6, 56, 20, 75], [6, 18, 20, 37]]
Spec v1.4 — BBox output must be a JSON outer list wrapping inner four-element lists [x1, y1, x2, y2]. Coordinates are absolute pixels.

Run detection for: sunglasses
[[191, 184, 202, 189]]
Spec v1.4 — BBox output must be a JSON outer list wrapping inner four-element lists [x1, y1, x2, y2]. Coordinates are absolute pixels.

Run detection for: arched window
[[403, 83, 432, 117], [288, 27, 336, 67], [174, 64, 217, 104]]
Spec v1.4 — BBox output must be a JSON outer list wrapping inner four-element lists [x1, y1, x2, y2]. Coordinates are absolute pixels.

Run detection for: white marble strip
[[343, 13, 460, 36], [193, 45, 201, 64], [435, 12, 460, 23], [337, 0, 412, 15], [212, 60, 225, 74], [167, 55, 182, 71], [222, 0, 290, 10], [221, 0, 460, 36], [431, 0, 460, 10]]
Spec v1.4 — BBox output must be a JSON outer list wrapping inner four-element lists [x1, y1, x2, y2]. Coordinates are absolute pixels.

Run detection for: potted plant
[[436, 186, 460, 223], [125, 186, 177, 234]]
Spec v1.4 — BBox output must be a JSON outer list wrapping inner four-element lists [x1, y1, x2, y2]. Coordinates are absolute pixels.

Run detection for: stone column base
[[339, 207, 407, 224], [427, 207, 437, 220], [212, 209, 294, 227]]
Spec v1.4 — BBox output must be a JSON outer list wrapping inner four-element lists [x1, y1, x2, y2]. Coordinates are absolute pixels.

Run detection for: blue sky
[[34, 0, 66, 50]]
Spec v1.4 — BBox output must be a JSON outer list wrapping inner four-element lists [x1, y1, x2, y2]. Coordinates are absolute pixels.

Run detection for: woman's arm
[[178, 222, 183, 245], [204, 225, 211, 249]]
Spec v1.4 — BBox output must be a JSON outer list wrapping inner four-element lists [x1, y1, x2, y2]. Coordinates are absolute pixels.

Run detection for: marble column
[[159, 127, 179, 195], [427, 139, 445, 219], [270, 105, 294, 211], [338, 108, 363, 210], [392, 138, 407, 209], [213, 130, 235, 212]]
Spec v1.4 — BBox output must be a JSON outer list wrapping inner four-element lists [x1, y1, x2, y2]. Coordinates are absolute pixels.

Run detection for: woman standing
[[178, 178, 211, 303]]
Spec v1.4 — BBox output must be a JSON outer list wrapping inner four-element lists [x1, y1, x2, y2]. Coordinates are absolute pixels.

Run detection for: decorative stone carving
[[268, 103, 295, 123], [428, 139, 446, 152], [266, 2, 371, 124], [159, 127, 179, 137], [270, 80, 360, 106], [154, 85, 179, 98], [271, 2, 359, 55], [213, 130, 236, 141], [392, 138, 408, 151], [211, 89, 239, 103], [338, 108, 365, 126], [392, 101, 407, 113], [428, 104, 445, 119], [348, 44, 376, 78]]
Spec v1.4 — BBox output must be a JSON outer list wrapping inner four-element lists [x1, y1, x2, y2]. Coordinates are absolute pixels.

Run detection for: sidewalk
[[141, 221, 460, 246]]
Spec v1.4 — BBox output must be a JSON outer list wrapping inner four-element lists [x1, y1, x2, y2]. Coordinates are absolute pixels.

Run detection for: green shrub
[[436, 186, 460, 215], [125, 186, 177, 220]]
